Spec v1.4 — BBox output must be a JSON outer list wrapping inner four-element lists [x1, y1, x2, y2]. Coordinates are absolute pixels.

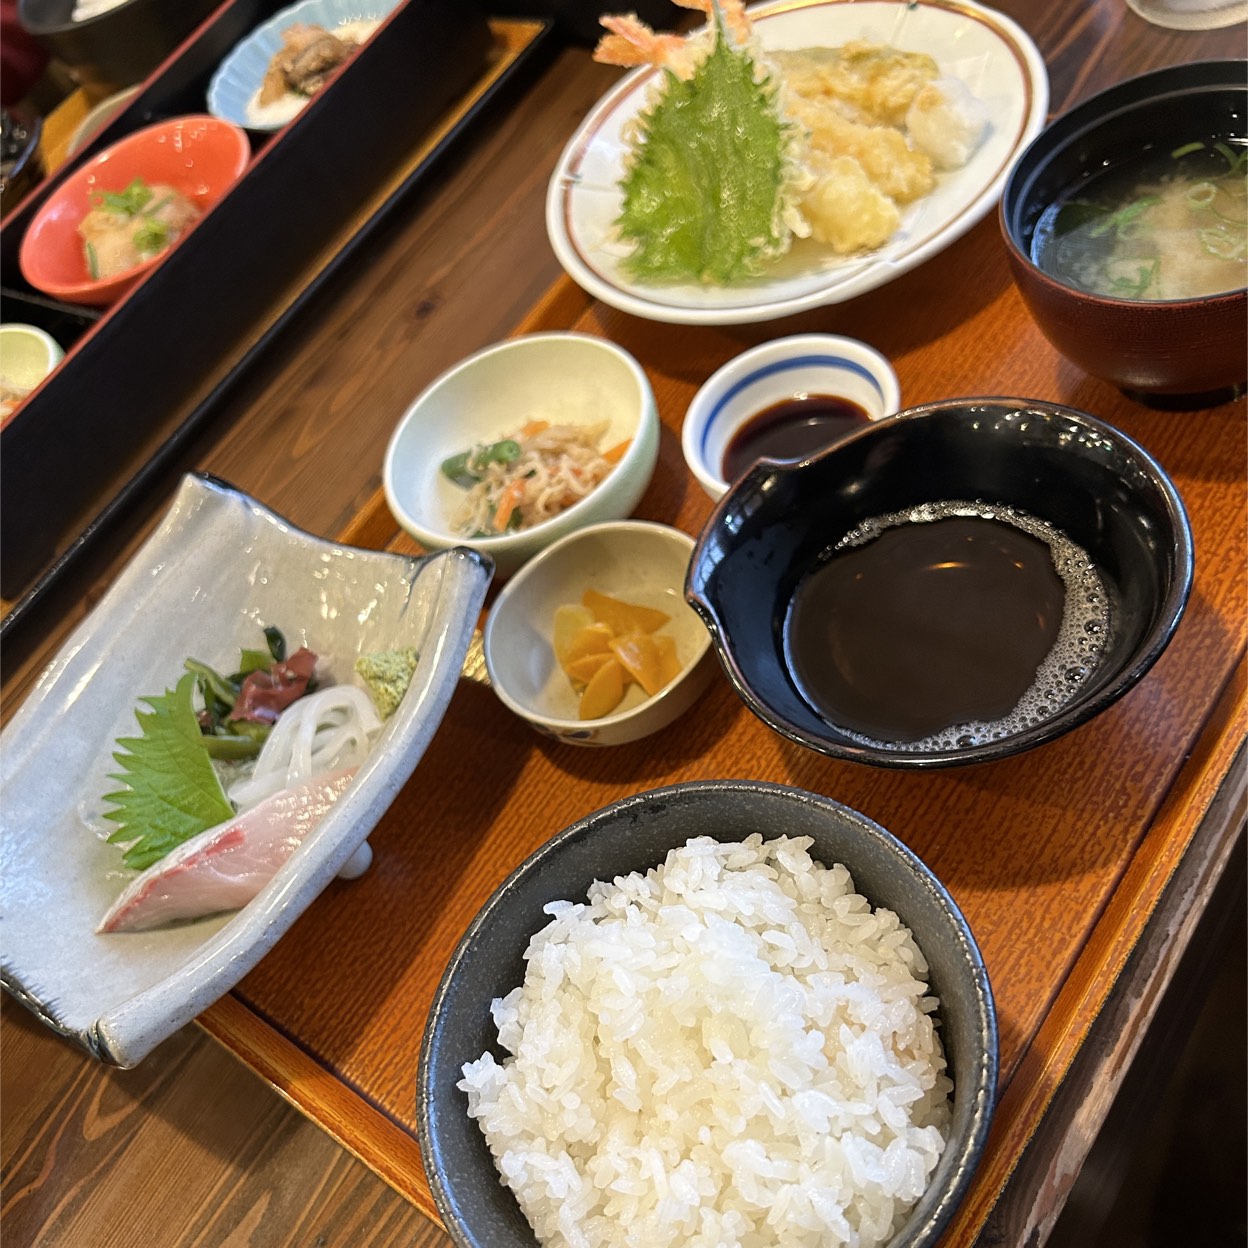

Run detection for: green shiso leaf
[[101, 672, 235, 871], [615, 13, 789, 284]]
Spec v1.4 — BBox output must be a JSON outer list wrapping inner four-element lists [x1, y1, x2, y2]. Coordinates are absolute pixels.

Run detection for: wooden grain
[[2, 5, 1244, 1246], [0, 994, 454, 1248]]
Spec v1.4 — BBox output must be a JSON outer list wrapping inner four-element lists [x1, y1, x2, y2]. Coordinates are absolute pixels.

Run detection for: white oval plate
[[0, 474, 491, 1067], [207, 0, 402, 132], [546, 0, 1049, 325]]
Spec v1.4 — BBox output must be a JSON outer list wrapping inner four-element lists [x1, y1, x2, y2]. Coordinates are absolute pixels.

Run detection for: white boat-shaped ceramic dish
[[546, 0, 1049, 325], [207, 0, 402, 132], [0, 473, 492, 1067]]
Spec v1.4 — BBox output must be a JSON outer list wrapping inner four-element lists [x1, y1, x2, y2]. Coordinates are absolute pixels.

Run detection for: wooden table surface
[[2, 4, 1244, 1246]]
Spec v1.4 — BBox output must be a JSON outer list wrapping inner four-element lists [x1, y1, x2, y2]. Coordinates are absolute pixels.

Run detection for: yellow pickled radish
[[609, 631, 667, 697], [553, 604, 596, 666], [564, 651, 615, 686], [579, 657, 626, 719], [654, 632, 682, 685], [583, 588, 670, 636], [562, 621, 615, 664]]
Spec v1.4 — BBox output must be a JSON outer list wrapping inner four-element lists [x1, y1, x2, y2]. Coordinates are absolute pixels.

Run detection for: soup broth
[[1031, 138, 1247, 300]]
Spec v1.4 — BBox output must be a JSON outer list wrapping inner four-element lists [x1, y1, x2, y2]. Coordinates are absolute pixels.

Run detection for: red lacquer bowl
[[18, 115, 251, 306], [1000, 60, 1246, 407]]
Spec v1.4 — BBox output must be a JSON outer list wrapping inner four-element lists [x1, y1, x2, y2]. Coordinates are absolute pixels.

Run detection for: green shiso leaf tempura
[[615, 9, 791, 284]]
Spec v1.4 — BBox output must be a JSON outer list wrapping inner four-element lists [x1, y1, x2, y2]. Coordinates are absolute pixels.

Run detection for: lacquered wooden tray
[[196, 228, 1247, 1242]]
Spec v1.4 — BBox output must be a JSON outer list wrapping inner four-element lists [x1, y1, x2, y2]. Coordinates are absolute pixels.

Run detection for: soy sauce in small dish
[[722, 394, 871, 481]]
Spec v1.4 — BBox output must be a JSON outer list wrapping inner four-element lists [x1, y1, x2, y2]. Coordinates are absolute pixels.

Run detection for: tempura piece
[[611, 5, 795, 283], [906, 77, 990, 170], [799, 152, 901, 254], [595, 0, 751, 75], [770, 42, 939, 127], [786, 93, 934, 203]]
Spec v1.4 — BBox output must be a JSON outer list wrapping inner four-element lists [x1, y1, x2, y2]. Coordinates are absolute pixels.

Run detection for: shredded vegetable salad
[[441, 420, 630, 537]]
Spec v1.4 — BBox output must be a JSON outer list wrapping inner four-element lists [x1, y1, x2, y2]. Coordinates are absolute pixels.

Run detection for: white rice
[[458, 834, 952, 1248]]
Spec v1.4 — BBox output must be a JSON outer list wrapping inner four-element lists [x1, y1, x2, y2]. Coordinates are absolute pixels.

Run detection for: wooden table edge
[[977, 736, 1246, 1243]]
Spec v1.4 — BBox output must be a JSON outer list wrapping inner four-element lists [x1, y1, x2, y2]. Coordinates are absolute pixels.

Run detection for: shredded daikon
[[228, 684, 382, 811], [453, 421, 618, 537]]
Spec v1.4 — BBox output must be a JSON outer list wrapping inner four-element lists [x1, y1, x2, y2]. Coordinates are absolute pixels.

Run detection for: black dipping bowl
[[18, 0, 220, 99], [419, 781, 998, 1248], [685, 399, 1194, 769], [1000, 60, 1247, 405]]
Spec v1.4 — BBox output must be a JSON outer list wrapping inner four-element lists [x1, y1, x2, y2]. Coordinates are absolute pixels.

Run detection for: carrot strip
[[604, 439, 631, 464], [493, 481, 525, 531], [519, 420, 550, 438]]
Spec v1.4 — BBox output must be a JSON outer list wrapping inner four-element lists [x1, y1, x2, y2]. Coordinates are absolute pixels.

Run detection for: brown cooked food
[[258, 23, 361, 105]]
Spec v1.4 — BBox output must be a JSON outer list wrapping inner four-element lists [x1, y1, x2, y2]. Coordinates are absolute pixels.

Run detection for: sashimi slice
[[98, 767, 357, 933]]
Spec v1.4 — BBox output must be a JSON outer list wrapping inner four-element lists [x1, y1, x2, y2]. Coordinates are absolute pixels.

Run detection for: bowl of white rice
[[418, 780, 997, 1248]]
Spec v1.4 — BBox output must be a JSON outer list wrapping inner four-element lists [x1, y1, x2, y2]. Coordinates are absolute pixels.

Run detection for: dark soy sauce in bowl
[[722, 395, 871, 482], [784, 501, 1111, 749]]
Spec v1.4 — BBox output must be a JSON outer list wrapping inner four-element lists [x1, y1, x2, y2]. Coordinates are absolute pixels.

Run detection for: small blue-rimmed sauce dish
[[681, 333, 901, 500]]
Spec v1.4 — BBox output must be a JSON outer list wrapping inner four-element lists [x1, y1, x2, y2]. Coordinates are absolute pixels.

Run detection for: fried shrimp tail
[[593, 0, 753, 76], [594, 15, 701, 73]]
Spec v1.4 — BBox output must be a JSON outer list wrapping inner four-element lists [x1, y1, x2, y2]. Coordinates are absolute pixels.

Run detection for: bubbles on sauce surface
[[783, 500, 1112, 750], [722, 394, 872, 482]]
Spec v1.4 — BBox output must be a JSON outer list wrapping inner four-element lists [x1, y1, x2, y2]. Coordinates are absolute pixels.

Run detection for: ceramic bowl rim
[[686, 396, 1196, 769], [483, 519, 710, 732], [382, 332, 659, 563], [18, 0, 141, 32], [0, 322, 65, 381]]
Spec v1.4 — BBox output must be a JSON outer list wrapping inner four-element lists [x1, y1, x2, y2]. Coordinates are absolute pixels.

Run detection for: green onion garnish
[[97, 177, 153, 217]]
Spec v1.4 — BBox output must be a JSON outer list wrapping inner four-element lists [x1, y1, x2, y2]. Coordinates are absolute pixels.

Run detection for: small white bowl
[[681, 334, 901, 500], [482, 521, 714, 746], [384, 333, 660, 579], [0, 322, 64, 390]]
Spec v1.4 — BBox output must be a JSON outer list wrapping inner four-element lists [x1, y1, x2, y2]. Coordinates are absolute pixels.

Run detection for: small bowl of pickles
[[481, 520, 714, 746]]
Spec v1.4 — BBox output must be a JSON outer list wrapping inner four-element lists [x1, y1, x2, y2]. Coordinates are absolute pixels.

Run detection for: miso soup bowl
[[1000, 60, 1247, 406], [685, 398, 1194, 769]]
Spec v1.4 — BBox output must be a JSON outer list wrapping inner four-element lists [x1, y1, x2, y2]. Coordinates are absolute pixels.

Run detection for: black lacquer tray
[[0, 0, 556, 649]]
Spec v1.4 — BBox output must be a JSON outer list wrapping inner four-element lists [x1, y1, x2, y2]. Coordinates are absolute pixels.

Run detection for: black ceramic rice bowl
[[418, 780, 998, 1248], [685, 399, 1194, 768]]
